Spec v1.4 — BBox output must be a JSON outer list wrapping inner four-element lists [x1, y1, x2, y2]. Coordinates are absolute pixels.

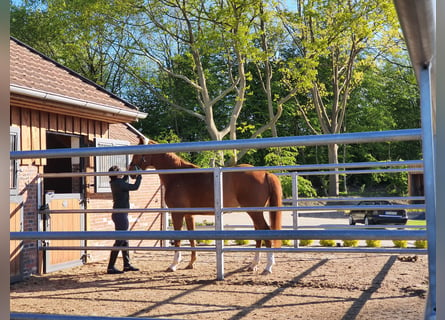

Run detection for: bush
[[319, 239, 336, 247], [281, 239, 292, 246], [197, 239, 213, 245], [234, 239, 250, 245], [299, 239, 314, 246], [279, 175, 317, 198], [392, 240, 408, 248], [366, 240, 382, 247], [414, 240, 428, 248], [342, 240, 359, 247], [197, 239, 230, 245]]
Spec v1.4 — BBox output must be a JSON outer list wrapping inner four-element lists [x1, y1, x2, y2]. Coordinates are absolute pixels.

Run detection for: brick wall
[[17, 165, 40, 278]]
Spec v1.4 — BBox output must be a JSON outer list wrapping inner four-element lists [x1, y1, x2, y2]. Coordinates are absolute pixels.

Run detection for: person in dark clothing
[[107, 165, 142, 274]]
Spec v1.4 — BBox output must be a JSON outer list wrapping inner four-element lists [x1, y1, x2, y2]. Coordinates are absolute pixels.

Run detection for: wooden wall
[[10, 105, 109, 166]]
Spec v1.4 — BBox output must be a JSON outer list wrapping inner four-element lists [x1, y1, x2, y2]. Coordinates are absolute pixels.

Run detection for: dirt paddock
[[11, 250, 428, 319]]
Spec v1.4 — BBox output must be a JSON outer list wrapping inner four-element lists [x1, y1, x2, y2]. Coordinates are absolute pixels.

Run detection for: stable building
[[10, 37, 163, 282]]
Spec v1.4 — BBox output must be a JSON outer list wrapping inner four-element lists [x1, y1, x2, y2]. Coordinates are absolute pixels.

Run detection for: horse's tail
[[266, 172, 283, 248]]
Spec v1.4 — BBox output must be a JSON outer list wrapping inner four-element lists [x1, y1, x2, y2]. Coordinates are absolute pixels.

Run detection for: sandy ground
[[10, 249, 428, 320]]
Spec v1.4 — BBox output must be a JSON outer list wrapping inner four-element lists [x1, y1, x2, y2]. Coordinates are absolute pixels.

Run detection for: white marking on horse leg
[[247, 252, 261, 272], [167, 251, 182, 272], [262, 252, 275, 275]]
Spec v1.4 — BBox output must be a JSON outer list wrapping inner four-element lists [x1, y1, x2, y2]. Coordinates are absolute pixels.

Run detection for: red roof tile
[[10, 37, 145, 118]]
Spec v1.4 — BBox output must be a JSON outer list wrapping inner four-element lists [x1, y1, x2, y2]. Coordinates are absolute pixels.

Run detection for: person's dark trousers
[[108, 214, 139, 272], [119, 240, 139, 271], [107, 249, 123, 274]]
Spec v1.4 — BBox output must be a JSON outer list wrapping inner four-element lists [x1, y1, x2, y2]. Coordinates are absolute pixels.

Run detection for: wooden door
[[10, 196, 23, 283], [44, 193, 85, 273]]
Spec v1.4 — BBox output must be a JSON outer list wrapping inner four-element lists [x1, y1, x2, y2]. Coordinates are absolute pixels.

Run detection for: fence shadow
[[340, 255, 398, 320]]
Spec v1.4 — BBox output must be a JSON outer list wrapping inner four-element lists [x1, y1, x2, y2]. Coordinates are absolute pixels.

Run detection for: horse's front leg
[[185, 215, 197, 269], [167, 214, 184, 272]]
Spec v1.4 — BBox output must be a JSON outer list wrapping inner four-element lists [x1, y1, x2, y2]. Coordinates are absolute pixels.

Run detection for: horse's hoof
[[166, 267, 175, 272], [247, 265, 258, 272], [185, 264, 194, 270], [261, 269, 272, 275]]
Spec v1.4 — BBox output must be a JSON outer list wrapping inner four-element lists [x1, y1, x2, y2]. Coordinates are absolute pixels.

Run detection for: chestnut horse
[[129, 139, 282, 275]]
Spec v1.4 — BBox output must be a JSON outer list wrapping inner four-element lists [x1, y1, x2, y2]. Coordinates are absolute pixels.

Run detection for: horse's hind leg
[[261, 238, 275, 275], [185, 215, 197, 269], [246, 212, 275, 275], [247, 240, 262, 272], [246, 241, 274, 275], [167, 214, 184, 272], [262, 252, 275, 275]]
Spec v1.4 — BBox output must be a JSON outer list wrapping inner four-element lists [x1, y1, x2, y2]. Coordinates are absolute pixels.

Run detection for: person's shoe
[[107, 267, 124, 274], [123, 265, 140, 272]]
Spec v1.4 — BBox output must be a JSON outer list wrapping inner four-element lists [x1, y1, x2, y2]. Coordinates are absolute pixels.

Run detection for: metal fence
[[10, 128, 433, 319]]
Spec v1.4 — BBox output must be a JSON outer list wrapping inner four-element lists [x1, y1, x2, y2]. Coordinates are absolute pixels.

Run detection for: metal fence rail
[[10, 229, 427, 241], [10, 313, 166, 320], [10, 129, 421, 160], [11, 128, 429, 318]]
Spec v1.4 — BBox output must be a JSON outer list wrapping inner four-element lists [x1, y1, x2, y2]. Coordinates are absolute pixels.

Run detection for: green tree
[[99, 0, 301, 164], [10, 0, 134, 94], [278, 0, 404, 195], [342, 60, 420, 195]]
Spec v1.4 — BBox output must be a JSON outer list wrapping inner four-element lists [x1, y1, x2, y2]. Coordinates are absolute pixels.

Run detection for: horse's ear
[[138, 136, 149, 145]]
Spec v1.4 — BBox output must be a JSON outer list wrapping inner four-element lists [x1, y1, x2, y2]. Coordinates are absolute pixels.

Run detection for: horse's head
[[128, 137, 157, 178]]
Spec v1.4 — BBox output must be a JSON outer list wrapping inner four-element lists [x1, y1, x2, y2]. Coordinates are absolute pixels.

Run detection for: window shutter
[[95, 138, 130, 193]]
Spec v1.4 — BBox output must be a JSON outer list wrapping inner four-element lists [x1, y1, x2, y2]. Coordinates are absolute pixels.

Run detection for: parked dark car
[[348, 200, 408, 225]]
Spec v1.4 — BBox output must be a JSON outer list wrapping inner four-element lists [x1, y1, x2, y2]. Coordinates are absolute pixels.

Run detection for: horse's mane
[[142, 137, 199, 169], [166, 152, 199, 169]]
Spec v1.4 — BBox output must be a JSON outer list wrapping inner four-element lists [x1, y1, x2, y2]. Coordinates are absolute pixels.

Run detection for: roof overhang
[[393, 0, 435, 77], [10, 84, 148, 123], [393, 0, 435, 119]]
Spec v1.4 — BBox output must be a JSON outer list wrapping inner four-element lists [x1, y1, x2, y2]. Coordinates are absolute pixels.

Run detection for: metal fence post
[[420, 64, 436, 319], [213, 167, 224, 280], [292, 172, 299, 248]]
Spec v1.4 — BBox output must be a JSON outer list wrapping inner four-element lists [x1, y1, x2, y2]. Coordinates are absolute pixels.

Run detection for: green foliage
[[299, 239, 314, 246], [234, 239, 250, 245], [281, 239, 292, 246], [414, 240, 427, 249], [345, 62, 420, 195], [11, 0, 134, 94], [319, 239, 336, 247], [263, 146, 317, 197], [264, 147, 298, 167], [342, 240, 359, 247], [392, 240, 408, 248], [197, 239, 213, 245], [279, 175, 317, 198], [365, 240, 382, 247]]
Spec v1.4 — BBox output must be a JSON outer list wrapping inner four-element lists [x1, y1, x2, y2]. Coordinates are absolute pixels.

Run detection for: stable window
[[10, 127, 20, 195], [95, 138, 130, 193]]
